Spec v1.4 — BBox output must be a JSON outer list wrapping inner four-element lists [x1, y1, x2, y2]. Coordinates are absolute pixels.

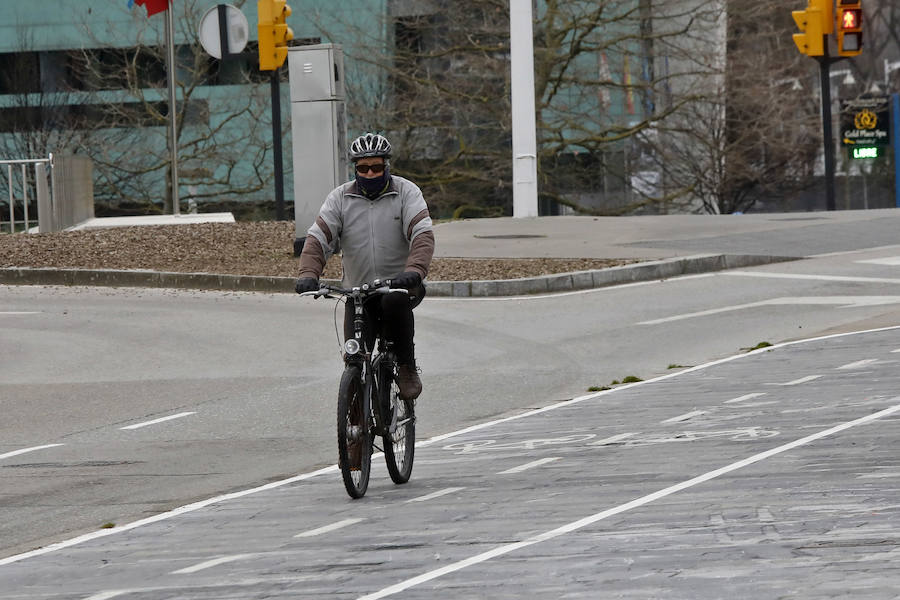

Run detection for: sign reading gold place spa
[[840, 96, 890, 147]]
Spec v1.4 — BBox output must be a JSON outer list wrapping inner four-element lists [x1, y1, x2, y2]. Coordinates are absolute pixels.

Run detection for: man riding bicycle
[[295, 133, 434, 401]]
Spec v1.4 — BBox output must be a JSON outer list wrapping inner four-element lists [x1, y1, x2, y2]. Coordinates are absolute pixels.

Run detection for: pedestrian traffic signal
[[793, 0, 831, 57], [258, 0, 293, 71], [836, 1, 863, 57]]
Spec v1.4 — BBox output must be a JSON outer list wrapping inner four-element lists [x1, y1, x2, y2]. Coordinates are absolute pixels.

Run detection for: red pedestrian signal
[[836, 1, 863, 57]]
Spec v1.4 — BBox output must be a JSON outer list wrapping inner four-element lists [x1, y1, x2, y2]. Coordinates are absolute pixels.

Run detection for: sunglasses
[[355, 163, 386, 174]]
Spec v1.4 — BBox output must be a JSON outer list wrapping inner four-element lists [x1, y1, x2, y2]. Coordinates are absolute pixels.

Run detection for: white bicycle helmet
[[349, 133, 392, 160]]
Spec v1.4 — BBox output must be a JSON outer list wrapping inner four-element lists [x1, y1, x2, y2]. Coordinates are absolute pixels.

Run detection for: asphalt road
[[1, 323, 898, 598], [2, 240, 900, 565]]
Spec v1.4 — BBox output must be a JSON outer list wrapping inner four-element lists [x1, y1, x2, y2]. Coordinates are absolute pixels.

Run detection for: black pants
[[344, 283, 425, 365]]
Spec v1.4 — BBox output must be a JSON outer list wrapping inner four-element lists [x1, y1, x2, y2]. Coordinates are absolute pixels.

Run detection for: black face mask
[[356, 166, 390, 199]]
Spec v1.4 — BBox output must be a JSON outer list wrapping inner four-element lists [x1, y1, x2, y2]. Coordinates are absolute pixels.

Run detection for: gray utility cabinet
[[288, 44, 347, 245]]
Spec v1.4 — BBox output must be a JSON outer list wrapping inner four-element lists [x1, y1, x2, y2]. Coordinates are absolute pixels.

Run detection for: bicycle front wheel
[[337, 364, 372, 498], [379, 361, 415, 484]]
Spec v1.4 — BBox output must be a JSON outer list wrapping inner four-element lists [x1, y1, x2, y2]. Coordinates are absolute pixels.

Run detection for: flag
[[597, 52, 611, 111], [129, 0, 170, 17], [623, 54, 635, 115]]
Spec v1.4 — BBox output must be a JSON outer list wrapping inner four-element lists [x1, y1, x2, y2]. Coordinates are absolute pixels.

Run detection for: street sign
[[841, 95, 890, 147], [199, 4, 249, 59]]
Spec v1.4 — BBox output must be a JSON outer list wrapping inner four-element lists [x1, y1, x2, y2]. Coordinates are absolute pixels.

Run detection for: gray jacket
[[306, 176, 433, 287]]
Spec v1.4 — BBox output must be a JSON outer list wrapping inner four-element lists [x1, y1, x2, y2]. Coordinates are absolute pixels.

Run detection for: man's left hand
[[391, 271, 422, 289]]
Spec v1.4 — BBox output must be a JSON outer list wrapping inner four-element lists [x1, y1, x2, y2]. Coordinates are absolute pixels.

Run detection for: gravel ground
[[0, 222, 634, 281]]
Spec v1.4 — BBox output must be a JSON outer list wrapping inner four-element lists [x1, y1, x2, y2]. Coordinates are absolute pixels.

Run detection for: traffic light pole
[[271, 68, 285, 221], [818, 47, 837, 212]]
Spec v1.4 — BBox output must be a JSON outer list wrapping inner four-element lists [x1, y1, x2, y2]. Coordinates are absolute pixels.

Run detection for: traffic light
[[836, 1, 863, 57], [258, 0, 293, 71], [792, 0, 832, 57]]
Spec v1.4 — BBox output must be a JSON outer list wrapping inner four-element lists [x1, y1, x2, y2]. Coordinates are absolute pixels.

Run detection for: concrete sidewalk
[[2, 209, 899, 296]]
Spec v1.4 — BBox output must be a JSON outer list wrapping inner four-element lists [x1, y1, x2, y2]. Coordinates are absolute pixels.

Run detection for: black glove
[[391, 271, 422, 290], [295, 277, 319, 294]]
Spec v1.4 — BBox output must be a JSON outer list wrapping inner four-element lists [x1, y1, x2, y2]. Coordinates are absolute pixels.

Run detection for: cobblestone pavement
[[2, 326, 899, 599]]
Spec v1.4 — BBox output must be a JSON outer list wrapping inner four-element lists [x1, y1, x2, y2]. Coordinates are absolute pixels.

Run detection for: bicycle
[[301, 280, 417, 498]]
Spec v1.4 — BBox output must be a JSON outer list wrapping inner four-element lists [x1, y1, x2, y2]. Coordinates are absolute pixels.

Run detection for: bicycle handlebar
[[299, 280, 410, 300]]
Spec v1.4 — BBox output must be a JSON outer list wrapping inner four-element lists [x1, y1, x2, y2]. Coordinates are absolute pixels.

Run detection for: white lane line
[[120, 412, 196, 430], [773, 375, 822, 386], [294, 518, 363, 538], [661, 410, 706, 424], [837, 359, 880, 370], [0, 443, 64, 461], [357, 401, 900, 600], [0, 311, 40, 315], [4, 324, 898, 568], [725, 271, 900, 284], [892, 349, 900, 353], [724, 392, 767, 404], [638, 296, 900, 325], [498, 457, 561, 475], [405, 487, 465, 503], [587, 432, 638, 446], [856, 257, 900, 266], [171, 553, 255, 575]]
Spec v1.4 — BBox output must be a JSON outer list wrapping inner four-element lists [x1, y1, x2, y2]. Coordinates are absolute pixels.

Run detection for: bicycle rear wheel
[[337, 364, 371, 498], [379, 359, 415, 484]]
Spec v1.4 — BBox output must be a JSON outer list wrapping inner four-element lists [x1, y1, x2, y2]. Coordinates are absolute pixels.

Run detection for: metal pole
[[271, 69, 285, 221], [165, 4, 180, 215], [22, 163, 28, 231], [217, 4, 229, 62], [819, 51, 836, 211], [7, 165, 13, 233], [509, 0, 538, 218], [893, 94, 900, 208]]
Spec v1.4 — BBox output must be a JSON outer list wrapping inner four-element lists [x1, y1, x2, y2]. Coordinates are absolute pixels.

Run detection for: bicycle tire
[[378, 358, 415, 484], [337, 364, 372, 498]]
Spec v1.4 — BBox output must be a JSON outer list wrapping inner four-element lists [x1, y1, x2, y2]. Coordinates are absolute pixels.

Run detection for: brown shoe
[[396, 363, 422, 401]]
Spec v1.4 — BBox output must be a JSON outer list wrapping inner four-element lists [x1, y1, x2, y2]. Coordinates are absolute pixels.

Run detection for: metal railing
[[0, 156, 52, 234]]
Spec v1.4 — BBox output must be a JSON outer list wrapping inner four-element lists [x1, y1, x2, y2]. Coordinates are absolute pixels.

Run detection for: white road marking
[[405, 487, 465, 503], [294, 518, 363, 538], [638, 296, 900, 325], [725, 271, 900, 284], [892, 349, 900, 353], [357, 401, 900, 600], [856, 256, 900, 266], [587, 432, 638, 446], [0, 311, 39, 315], [171, 553, 256, 574], [0, 443, 64, 461], [661, 410, 706, 424], [724, 392, 767, 404], [773, 375, 822, 386], [857, 472, 900, 479], [82, 591, 131, 600], [120, 412, 196, 430], [837, 359, 879, 370], [3, 325, 898, 567], [498, 457, 561, 474]]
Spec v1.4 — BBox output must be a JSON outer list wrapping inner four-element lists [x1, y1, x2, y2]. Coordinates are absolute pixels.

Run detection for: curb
[[0, 254, 798, 297]]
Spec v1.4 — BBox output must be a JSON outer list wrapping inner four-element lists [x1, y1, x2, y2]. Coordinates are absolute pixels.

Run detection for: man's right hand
[[295, 277, 319, 294]]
